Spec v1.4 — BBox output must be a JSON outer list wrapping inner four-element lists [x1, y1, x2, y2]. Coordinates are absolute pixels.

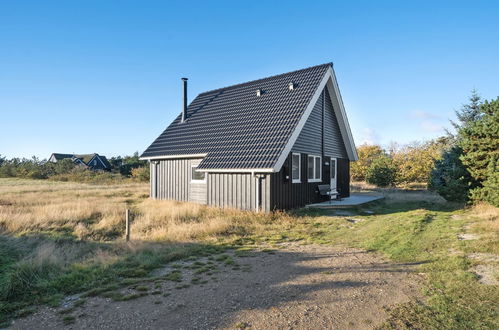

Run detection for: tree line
[[351, 91, 498, 206], [0, 152, 150, 183]]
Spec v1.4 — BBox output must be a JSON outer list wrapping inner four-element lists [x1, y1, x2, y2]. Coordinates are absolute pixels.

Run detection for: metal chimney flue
[[181, 77, 188, 122]]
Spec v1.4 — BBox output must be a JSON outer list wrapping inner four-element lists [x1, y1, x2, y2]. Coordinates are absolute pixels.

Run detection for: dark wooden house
[[141, 63, 357, 211]]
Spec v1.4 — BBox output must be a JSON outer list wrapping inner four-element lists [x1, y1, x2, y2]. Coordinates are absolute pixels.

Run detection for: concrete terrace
[[306, 193, 384, 209]]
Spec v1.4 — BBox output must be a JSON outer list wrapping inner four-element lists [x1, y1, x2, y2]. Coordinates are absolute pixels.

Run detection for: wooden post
[[125, 209, 131, 242]]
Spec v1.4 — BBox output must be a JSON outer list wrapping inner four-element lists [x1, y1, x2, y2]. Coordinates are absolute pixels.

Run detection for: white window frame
[[291, 153, 301, 183], [190, 164, 206, 183], [307, 155, 322, 183]]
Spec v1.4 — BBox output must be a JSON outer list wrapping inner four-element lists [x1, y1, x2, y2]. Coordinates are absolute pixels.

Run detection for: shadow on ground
[[11, 244, 419, 330]]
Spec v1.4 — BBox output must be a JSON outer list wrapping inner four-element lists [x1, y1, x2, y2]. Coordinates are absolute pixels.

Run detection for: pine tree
[[450, 89, 482, 131], [459, 98, 499, 206]]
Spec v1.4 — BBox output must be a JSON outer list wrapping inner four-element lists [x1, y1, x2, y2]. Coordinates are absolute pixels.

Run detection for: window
[[191, 165, 206, 183], [291, 153, 301, 183], [307, 155, 322, 182]]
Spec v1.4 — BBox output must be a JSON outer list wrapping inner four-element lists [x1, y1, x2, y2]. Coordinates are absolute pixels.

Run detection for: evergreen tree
[[459, 98, 499, 206], [450, 89, 482, 131], [429, 146, 474, 202], [429, 91, 484, 202]]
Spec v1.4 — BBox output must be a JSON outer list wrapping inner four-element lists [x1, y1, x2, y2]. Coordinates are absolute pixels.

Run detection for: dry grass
[[351, 180, 446, 204], [0, 178, 148, 239], [0, 178, 286, 243]]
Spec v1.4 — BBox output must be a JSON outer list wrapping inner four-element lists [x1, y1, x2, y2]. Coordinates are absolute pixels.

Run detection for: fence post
[[125, 209, 131, 242]]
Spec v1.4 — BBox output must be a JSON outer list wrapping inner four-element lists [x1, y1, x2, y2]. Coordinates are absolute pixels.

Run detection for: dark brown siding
[[269, 153, 350, 210], [269, 153, 329, 210]]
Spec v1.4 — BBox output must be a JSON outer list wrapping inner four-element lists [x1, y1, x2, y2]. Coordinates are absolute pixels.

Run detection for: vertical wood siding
[[269, 153, 350, 210], [207, 173, 271, 212], [150, 158, 206, 203], [269, 153, 328, 210]]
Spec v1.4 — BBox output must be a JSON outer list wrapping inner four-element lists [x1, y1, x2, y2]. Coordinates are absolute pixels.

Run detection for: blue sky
[[1, 0, 498, 159]]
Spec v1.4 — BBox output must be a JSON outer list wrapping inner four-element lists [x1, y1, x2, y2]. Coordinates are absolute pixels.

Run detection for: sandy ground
[[11, 244, 420, 330]]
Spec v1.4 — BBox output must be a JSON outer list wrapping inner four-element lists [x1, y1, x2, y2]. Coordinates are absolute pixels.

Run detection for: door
[[330, 157, 337, 191], [189, 159, 207, 204]]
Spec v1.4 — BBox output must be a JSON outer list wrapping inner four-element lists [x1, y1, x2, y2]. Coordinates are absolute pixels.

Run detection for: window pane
[[331, 159, 336, 179], [192, 166, 205, 181], [292, 154, 300, 180], [307, 156, 314, 179], [315, 157, 321, 180]]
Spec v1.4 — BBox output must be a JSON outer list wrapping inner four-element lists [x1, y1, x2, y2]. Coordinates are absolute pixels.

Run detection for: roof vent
[[256, 89, 262, 97], [288, 82, 295, 91]]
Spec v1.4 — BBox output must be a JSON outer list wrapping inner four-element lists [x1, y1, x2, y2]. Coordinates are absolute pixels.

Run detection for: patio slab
[[306, 193, 384, 208]]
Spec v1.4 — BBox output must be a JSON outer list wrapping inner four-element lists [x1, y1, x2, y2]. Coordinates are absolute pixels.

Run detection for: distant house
[[141, 63, 357, 211], [48, 153, 111, 171]]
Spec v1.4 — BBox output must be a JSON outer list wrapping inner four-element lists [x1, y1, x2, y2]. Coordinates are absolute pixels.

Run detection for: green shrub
[[131, 166, 150, 182], [365, 157, 397, 187]]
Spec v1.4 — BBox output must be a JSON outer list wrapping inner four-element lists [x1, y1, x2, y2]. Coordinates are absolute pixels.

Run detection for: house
[[48, 153, 111, 171], [140, 63, 358, 211]]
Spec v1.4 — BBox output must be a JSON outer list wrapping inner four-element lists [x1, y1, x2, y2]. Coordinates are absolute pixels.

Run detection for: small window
[[191, 165, 206, 183], [307, 155, 322, 182], [292, 153, 301, 183]]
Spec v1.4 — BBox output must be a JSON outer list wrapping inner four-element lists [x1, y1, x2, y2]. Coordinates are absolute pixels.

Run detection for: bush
[[351, 144, 385, 181], [428, 146, 473, 202], [131, 166, 150, 182], [365, 157, 397, 187], [49, 167, 125, 184], [392, 139, 447, 184]]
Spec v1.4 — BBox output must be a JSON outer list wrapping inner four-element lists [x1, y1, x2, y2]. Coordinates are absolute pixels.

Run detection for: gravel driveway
[[11, 244, 419, 329]]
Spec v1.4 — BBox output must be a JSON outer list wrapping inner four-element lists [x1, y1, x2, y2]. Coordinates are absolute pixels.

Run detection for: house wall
[[291, 88, 347, 159], [267, 86, 350, 210], [269, 153, 328, 210], [151, 159, 271, 211], [151, 158, 193, 201], [268, 153, 350, 210], [207, 173, 271, 212]]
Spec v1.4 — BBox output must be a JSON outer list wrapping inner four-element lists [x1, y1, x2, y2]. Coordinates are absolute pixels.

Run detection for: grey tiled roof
[[141, 63, 331, 169]]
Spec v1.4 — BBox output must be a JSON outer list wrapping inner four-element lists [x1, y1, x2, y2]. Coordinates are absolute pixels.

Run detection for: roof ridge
[[198, 62, 332, 96]]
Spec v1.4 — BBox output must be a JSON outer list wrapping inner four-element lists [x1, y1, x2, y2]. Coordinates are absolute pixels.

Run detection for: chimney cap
[[181, 77, 188, 81]]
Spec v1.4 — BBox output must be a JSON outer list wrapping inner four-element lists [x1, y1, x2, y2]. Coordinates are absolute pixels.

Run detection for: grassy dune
[[0, 178, 498, 328]]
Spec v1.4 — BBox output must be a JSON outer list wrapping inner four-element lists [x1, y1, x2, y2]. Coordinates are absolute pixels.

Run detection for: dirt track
[[11, 244, 419, 329]]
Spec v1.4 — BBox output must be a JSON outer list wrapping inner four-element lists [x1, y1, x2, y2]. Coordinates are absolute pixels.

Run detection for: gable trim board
[[276, 66, 357, 171], [140, 65, 357, 173]]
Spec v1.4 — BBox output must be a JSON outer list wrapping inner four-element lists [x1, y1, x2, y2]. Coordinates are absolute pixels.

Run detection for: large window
[[307, 155, 321, 182], [292, 153, 301, 183], [191, 165, 206, 183]]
